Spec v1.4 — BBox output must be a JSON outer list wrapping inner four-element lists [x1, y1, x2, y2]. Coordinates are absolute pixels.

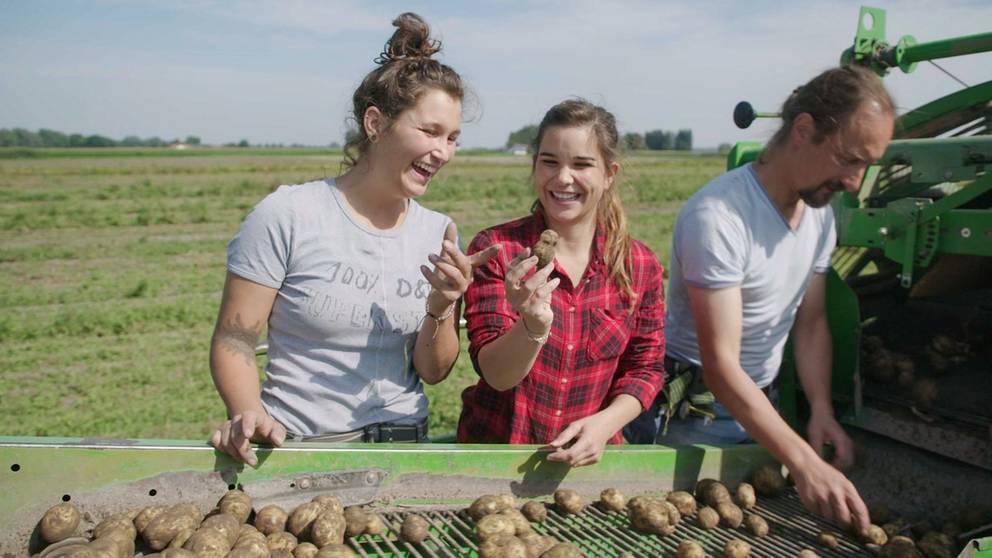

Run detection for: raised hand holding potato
[[503, 249, 559, 338]]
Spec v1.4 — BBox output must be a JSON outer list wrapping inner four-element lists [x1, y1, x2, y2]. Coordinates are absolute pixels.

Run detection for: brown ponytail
[[343, 13, 465, 169], [764, 65, 895, 156]]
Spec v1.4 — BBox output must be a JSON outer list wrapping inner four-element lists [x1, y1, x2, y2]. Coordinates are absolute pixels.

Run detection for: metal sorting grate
[[337, 489, 873, 557]]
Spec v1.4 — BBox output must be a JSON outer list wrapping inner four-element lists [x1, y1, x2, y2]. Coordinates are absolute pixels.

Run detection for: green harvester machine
[[2, 6, 991, 557]]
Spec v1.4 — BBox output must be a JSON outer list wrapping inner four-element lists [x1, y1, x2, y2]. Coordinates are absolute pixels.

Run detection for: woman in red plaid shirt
[[457, 99, 667, 466]]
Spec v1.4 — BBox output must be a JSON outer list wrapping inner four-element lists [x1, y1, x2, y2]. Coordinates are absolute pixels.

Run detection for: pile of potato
[[35, 490, 411, 558], [36, 463, 981, 558], [465, 492, 563, 558], [463, 466, 789, 558], [862, 332, 974, 413], [865, 501, 984, 558]]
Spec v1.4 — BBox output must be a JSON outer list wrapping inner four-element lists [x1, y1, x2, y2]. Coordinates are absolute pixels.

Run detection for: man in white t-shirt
[[631, 66, 895, 534]]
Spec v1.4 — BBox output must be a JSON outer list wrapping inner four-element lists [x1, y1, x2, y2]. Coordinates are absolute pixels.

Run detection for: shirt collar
[[530, 206, 607, 274]]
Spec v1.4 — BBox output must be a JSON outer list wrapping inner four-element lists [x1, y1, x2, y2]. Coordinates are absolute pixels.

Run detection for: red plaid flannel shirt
[[457, 214, 666, 444]]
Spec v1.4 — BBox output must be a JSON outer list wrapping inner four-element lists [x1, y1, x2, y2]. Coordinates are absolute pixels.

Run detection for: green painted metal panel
[[0, 436, 776, 553], [837, 174, 992, 272], [726, 142, 762, 171], [896, 80, 992, 139], [880, 136, 992, 184], [0, 436, 773, 515]]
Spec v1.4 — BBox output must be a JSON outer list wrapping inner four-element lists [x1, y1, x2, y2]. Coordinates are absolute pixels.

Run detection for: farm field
[[0, 149, 725, 440]]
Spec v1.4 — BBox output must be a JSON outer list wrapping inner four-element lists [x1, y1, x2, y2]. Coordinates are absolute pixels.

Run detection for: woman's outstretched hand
[[420, 223, 500, 309]]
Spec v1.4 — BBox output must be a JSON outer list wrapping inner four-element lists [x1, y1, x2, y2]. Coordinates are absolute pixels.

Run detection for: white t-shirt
[[665, 163, 836, 387], [227, 178, 451, 436]]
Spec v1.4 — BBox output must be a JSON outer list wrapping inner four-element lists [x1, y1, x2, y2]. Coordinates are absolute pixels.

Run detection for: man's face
[[797, 102, 894, 208]]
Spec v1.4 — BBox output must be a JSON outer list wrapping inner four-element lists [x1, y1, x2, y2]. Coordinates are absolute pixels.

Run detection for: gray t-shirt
[[665, 163, 836, 387], [227, 178, 452, 436]]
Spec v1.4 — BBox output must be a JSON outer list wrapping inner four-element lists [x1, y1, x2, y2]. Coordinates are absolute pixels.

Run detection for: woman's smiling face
[[533, 125, 617, 228], [367, 88, 462, 200]]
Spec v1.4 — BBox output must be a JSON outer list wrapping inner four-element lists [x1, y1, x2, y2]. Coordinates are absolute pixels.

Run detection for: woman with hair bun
[[458, 99, 666, 467], [209, 13, 498, 464]]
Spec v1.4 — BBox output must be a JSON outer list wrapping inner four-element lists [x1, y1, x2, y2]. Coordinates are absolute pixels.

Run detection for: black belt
[[361, 421, 428, 443], [292, 420, 428, 443], [663, 355, 771, 396]]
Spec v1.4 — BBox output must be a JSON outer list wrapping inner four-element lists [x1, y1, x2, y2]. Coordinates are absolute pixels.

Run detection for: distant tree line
[[627, 129, 693, 151], [505, 125, 693, 152], [0, 128, 204, 148], [505, 125, 539, 150]]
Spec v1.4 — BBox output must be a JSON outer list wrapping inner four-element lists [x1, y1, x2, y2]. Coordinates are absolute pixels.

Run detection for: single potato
[[310, 510, 346, 547], [40, 502, 81, 543], [400, 514, 430, 544], [293, 542, 319, 558], [143, 503, 204, 551], [470, 495, 505, 521], [553, 489, 584, 515], [532, 230, 559, 269], [286, 501, 323, 539], [817, 532, 840, 550], [725, 539, 752, 558], [676, 540, 705, 558], [201, 513, 240, 547], [599, 488, 626, 513], [751, 464, 786, 497], [744, 514, 769, 537], [697, 506, 720, 530], [218, 490, 252, 524], [267, 531, 298, 553], [477, 514, 516, 542], [716, 502, 743, 529], [311, 495, 344, 516], [254, 505, 289, 535], [666, 491, 696, 516], [520, 501, 548, 523], [735, 483, 757, 509], [342, 506, 369, 538]]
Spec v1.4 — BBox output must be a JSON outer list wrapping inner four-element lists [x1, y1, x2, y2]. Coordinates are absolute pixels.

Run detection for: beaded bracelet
[[521, 317, 550, 345], [424, 296, 456, 340]]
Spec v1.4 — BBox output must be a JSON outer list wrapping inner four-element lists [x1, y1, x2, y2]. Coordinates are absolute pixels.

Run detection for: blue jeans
[[625, 389, 777, 445]]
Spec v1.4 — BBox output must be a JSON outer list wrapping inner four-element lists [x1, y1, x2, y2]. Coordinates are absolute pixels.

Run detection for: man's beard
[[799, 180, 843, 208]]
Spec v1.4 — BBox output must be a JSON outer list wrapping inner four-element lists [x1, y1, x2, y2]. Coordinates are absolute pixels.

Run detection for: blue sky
[[1, 1, 990, 148]]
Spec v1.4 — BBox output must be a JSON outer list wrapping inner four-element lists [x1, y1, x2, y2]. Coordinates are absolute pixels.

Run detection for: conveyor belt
[[342, 489, 872, 557]]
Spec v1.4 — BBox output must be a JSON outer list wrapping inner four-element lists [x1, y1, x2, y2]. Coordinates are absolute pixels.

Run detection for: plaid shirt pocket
[[586, 308, 632, 361]]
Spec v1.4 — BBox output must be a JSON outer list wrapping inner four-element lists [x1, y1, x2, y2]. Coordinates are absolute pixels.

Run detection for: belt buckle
[[364, 422, 425, 443], [380, 424, 416, 442]]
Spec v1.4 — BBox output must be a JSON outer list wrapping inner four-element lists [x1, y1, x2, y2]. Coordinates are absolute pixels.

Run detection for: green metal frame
[[0, 437, 774, 553], [896, 80, 992, 139], [841, 5, 992, 76], [0, 437, 771, 505], [836, 136, 992, 287]]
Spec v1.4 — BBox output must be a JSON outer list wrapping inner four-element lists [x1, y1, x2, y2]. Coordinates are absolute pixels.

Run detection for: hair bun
[[376, 12, 441, 64]]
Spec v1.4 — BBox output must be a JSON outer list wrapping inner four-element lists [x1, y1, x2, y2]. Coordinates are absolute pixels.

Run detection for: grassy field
[[0, 149, 724, 440]]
